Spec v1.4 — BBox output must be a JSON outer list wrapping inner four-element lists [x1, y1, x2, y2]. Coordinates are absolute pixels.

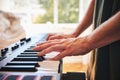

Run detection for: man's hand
[[33, 37, 91, 60], [46, 33, 76, 40]]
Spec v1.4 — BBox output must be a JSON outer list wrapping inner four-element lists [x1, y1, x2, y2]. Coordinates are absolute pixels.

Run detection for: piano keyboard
[[0, 33, 62, 80]]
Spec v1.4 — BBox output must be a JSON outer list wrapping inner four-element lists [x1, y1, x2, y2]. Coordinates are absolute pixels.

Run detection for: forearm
[[72, 0, 95, 37], [87, 11, 120, 49]]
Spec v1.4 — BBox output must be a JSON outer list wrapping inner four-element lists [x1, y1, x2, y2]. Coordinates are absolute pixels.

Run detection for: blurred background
[[0, 0, 92, 73]]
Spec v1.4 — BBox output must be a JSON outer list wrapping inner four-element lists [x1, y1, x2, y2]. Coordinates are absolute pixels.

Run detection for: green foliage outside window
[[33, 0, 79, 24], [33, 0, 53, 23], [58, 0, 79, 23]]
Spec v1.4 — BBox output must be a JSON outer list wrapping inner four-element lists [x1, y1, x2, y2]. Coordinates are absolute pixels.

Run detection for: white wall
[[0, 0, 14, 11]]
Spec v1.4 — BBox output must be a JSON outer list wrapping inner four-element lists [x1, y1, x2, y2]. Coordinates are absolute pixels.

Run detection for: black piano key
[[41, 76, 53, 80], [17, 54, 45, 60], [6, 61, 40, 67], [22, 75, 36, 80], [12, 57, 44, 61], [17, 54, 38, 57], [40, 56, 45, 60], [21, 52, 38, 54], [24, 50, 39, 52], [0, 65, 37, 71]]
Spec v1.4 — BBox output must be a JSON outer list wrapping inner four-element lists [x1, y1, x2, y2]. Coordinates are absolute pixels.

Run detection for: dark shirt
[[88, 0, 120, 80]]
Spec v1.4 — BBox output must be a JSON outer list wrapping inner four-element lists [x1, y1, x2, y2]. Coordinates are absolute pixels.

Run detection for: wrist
[[85, 35, 96, 51], [81, 36, 93, 53]]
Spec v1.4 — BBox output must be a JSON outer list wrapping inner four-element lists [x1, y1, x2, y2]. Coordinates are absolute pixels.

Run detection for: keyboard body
[[0, 33, 62, 80]]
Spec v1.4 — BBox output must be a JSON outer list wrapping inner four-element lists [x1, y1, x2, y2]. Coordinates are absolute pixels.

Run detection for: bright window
[[12, 0, 80, 24], [32, 0, 54, 23], [58, 0, 79, 23]]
